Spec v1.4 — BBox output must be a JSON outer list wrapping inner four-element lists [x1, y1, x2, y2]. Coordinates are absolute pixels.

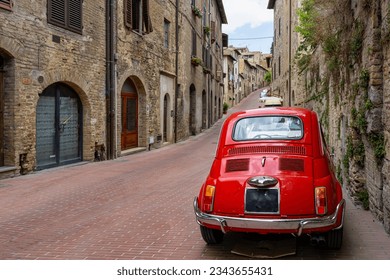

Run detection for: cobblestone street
[[1, 90, 390, 260]]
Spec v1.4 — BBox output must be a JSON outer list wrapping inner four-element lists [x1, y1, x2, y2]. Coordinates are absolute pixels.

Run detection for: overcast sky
[[222, 0, 274, 54]]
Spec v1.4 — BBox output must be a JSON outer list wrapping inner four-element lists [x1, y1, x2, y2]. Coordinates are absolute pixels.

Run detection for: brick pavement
[[0, 89, 389, 260]]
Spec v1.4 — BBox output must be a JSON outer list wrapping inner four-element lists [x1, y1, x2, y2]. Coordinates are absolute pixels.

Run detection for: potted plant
[[223, 102, 229, 114], [191, 56, 202, 66], [203, 26, 210, 36], [191, 6, 202, 18]]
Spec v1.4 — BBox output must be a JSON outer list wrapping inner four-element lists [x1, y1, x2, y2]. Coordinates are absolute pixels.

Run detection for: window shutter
[[48, 0, 66, 25], [143, 0, 153, 33], [192, 30, 197, 56], [1, 0, 11, 5], [68, 0, 83, 33], [124, 0, 132, 28], [211, 20, 216, 43]]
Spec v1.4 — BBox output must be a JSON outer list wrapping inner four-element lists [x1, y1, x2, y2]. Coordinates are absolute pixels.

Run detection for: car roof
[[216, 107, 322, 158], [232, 107, 314, 118]]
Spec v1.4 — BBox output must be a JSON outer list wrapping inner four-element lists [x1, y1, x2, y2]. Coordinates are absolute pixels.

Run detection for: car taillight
[[315, 186, 327, 215], [203, 185, 215, 213]]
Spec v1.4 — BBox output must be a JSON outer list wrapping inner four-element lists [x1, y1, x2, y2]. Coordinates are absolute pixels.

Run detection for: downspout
[[174, 0, 179, 143], [106, 0, 116, 159]]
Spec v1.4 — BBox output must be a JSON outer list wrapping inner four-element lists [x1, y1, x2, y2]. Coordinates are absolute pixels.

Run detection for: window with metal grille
[[124, 0, 153, 34], [48, 0, 83, 34], [0, 0, 12, 10]]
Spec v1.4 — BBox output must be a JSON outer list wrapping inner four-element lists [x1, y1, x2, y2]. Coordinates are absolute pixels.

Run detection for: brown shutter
[[192, 30, 197, 56], [125, 0, 132, 28], [143, 0, 153, 33], [68, 0, 83, 33], [1, 0, 11, 5], [211, 20, 216, 43], [48, 0, 66, 25]]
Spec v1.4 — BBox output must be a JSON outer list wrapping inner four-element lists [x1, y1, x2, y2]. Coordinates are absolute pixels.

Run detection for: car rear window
[[233, 116, 303, 141]]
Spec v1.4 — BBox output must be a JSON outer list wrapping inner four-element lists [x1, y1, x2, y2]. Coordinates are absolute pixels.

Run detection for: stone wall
[[0, 0, 107, 175], [290, 0, 390, 233]]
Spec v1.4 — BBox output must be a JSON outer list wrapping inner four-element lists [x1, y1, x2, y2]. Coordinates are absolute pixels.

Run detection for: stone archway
[[121, 78, 139, 150], [36, 82, 83, 169]]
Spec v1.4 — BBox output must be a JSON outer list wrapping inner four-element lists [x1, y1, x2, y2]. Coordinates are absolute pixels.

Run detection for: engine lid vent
[[279, 158, 304, 172], [226, 158, 250, 172], [228, 146, 306, 156]]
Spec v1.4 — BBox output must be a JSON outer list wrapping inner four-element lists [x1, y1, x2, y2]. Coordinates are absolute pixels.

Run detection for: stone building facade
[[0, 0, 227, 179], [0, 0, 107, 178], [267, 0, 303, 106], [222, 46, 270, 111], [223, 47, 239, 108], [268, 0, 390, 233]]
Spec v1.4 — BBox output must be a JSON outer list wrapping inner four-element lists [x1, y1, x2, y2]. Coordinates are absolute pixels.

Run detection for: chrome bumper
[[194, 198, 345, 236]]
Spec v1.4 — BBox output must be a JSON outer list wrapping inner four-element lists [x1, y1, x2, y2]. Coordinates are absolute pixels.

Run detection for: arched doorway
[[121, 78, 138, 150], [36, 83, 82, 169], [189, 84, 196, 135]]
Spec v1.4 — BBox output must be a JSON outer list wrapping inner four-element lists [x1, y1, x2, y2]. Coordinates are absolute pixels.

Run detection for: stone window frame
[[0, 0, 13, 11], [47, 0, 83, 35], [124, 0, 153, 35]]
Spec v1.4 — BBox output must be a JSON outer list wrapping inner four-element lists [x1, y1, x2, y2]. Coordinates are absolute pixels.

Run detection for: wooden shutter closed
[[192, 30, 197, 56], [48, 0, 82, 34], [124, 0, 132, 28], [211, 20, 216, 43], [68, 0, 83, 32], [49, 0, 66, 25]]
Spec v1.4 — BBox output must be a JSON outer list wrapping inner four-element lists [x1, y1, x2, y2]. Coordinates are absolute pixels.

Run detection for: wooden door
[[121, 92, 138, 150]]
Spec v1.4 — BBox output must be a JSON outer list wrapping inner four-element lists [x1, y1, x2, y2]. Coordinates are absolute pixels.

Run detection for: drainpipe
[[106, 0, 116, 159], [174, 0, 179, 143]]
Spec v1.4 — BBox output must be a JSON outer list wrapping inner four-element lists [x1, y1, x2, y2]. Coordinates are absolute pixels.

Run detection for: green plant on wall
[[349, 21, 364, 63], [357, 189, 369, 210], [359, 68, 369, 90], [368, 133, 385, 162], [343, 134, 353, 171], [295, 0, 318, 51], [264, 71, 272, 83]]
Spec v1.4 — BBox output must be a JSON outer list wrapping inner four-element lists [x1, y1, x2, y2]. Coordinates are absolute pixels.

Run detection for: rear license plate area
[[245, 187, 279, 214]]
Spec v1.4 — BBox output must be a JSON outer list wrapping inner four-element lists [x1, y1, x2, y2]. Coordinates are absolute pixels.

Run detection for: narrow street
[[0, 90, 389, 260]]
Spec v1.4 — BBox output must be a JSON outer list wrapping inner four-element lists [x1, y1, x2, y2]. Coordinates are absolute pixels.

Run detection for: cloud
[[222, 0, 273, 33]]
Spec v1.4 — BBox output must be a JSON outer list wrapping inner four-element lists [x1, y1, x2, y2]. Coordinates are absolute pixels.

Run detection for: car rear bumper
[[194, 197, 345, 236]]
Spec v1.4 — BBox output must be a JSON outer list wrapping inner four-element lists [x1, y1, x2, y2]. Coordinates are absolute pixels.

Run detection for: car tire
[[326, 227, 343, 249], [200, 225, 224, 244]]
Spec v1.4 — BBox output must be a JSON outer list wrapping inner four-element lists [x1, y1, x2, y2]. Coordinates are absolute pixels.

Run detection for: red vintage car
[[194, 107, 345, 249]]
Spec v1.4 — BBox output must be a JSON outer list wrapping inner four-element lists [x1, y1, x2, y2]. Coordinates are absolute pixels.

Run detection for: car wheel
[[200, 225, 224, 244], [326, 227, 343, 249]]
